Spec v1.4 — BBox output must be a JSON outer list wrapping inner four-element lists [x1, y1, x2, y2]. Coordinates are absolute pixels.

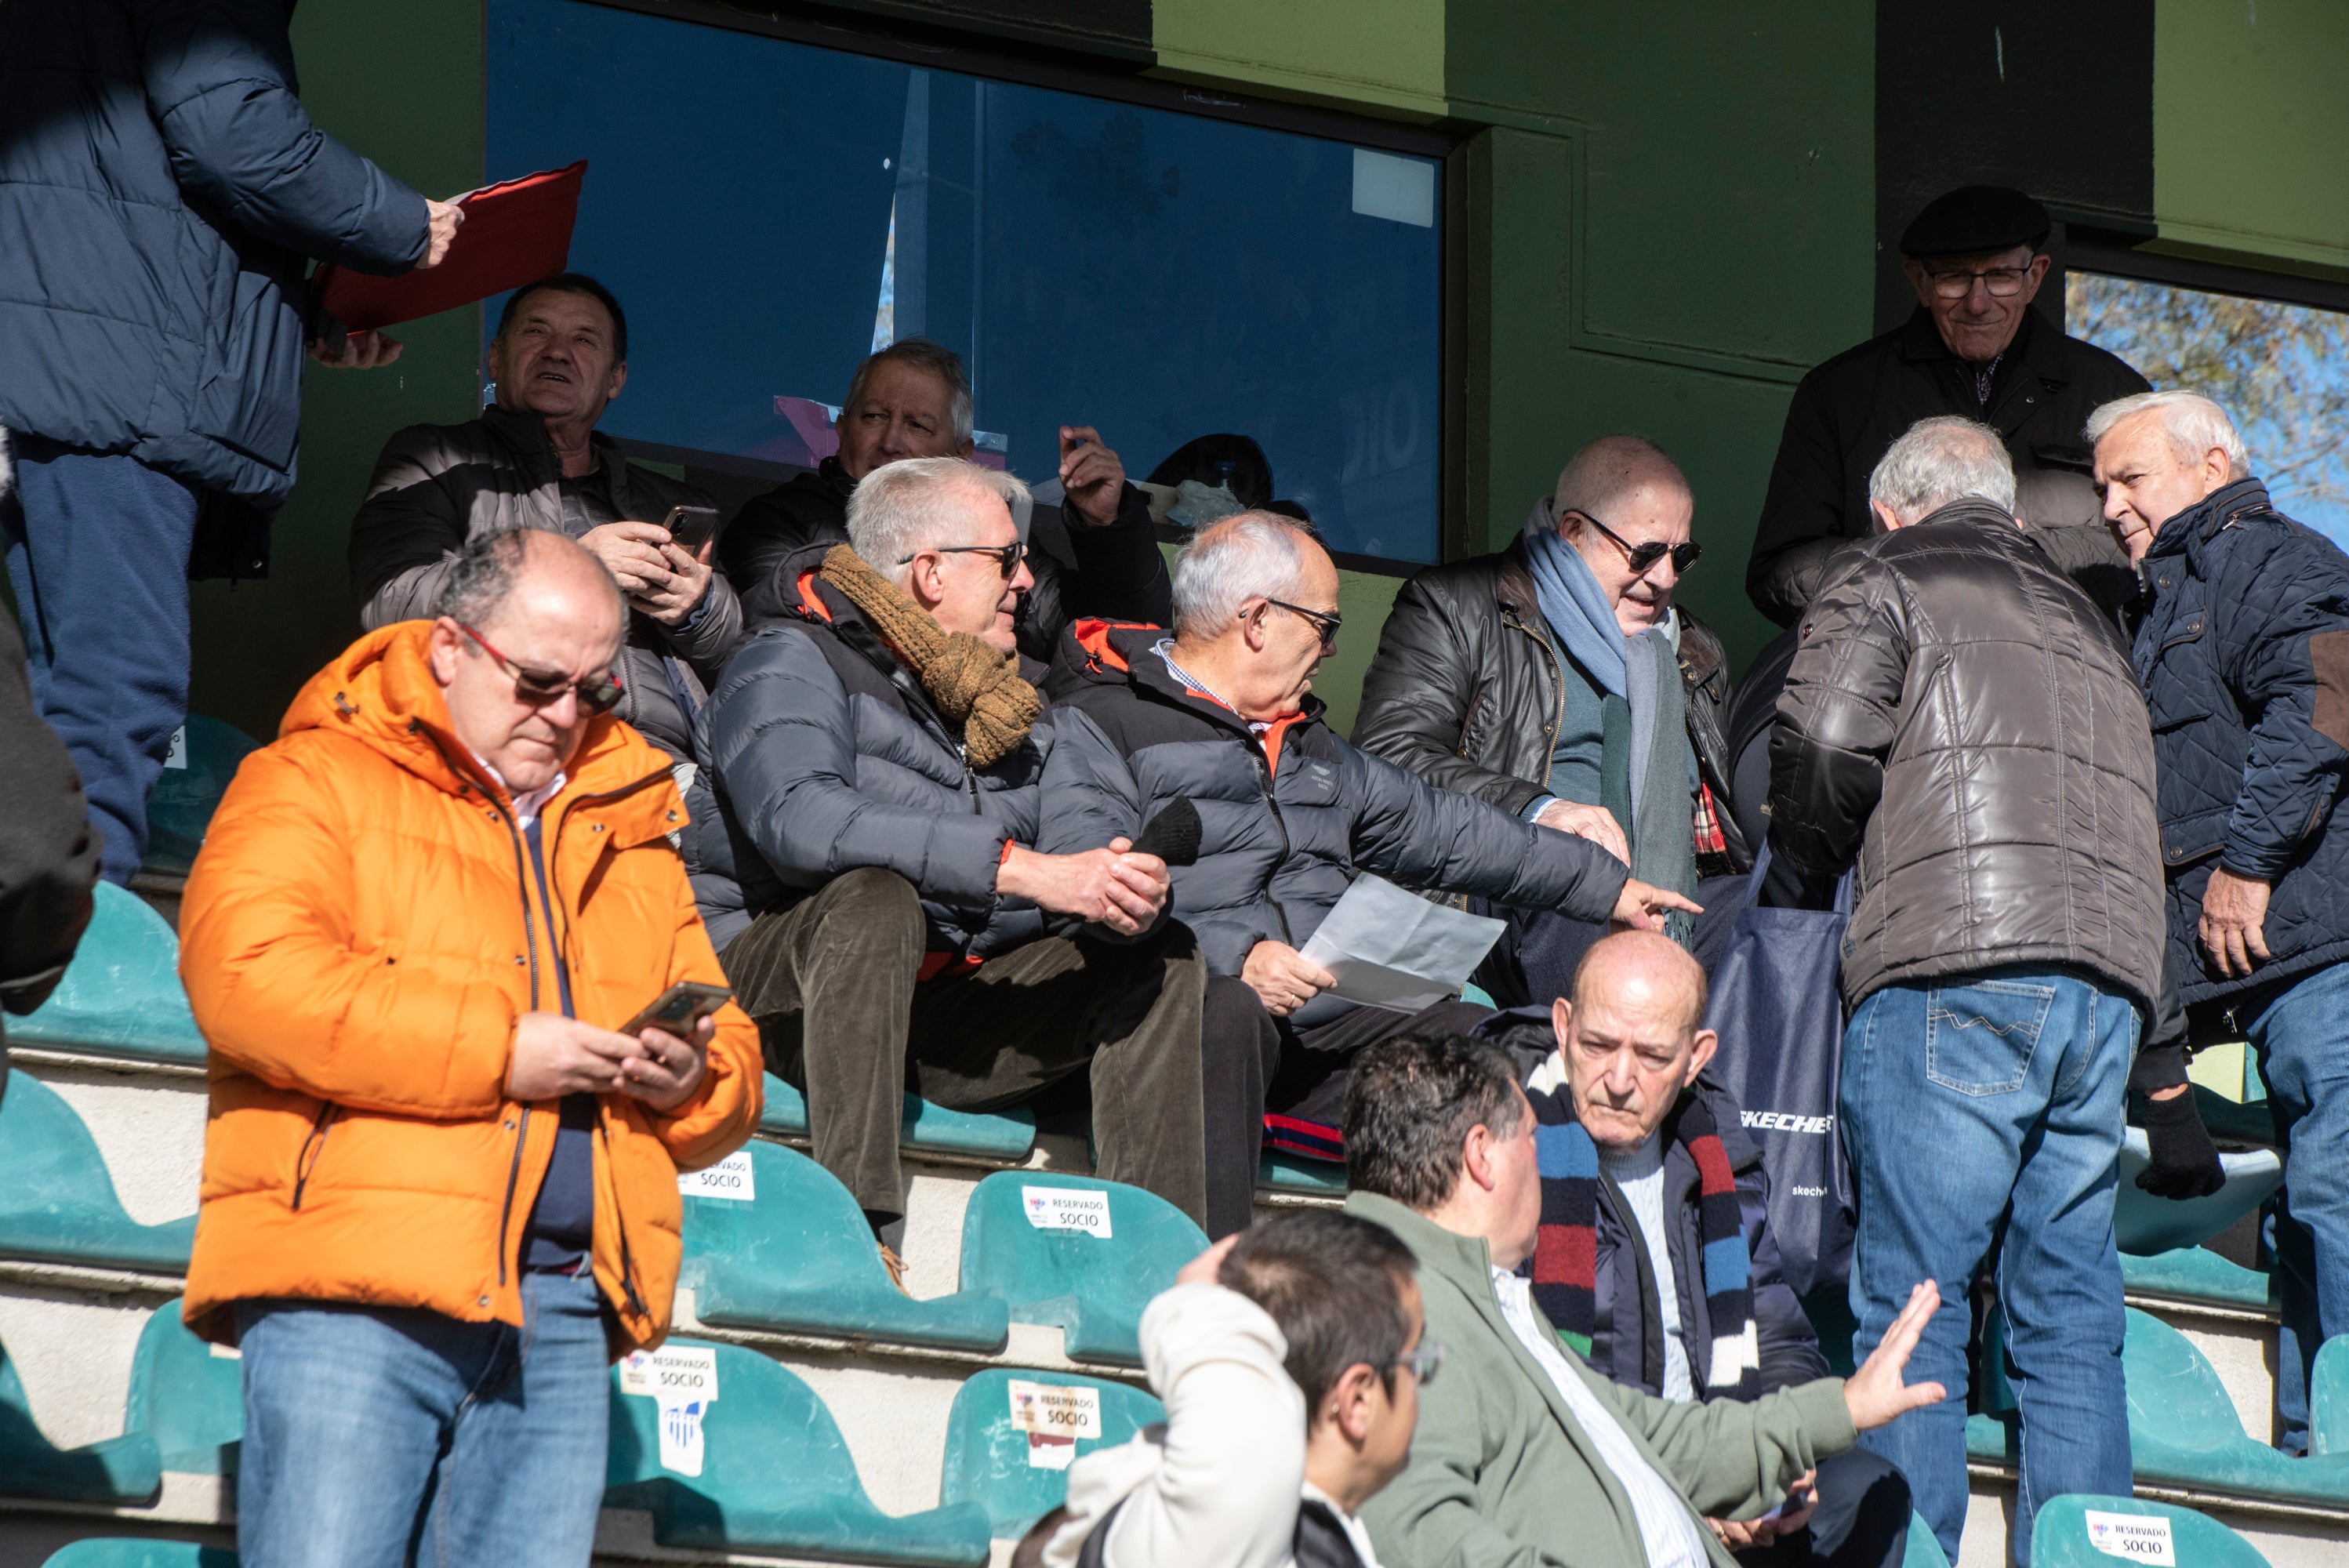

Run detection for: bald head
[[427, 528, 627, 795], [1555, 436, 1690, 525], [1550, 436, 1694, 634], [1552, 932, 1717, 1151]]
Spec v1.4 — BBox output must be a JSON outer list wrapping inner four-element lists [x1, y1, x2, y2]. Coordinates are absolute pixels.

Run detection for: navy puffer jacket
[[0, 1, 427, 504], [1039, 622, 1628, 976], [699, 548, 1047, 958], [2133, 479, 2349, 1008]]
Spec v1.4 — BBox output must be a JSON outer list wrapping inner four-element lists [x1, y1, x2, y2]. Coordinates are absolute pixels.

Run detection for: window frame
[[504, 0, 1470, 574]]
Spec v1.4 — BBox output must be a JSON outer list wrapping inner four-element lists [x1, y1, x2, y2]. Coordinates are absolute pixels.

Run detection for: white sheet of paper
[[1297, 875, 1508, 1014]]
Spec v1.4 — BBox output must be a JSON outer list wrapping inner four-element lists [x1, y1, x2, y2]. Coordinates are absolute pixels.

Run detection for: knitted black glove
[[2135, 1090, 2226, 1200]]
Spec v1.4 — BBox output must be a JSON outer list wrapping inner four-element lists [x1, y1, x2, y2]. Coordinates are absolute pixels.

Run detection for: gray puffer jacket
[[698, 547, 1047, 956], [1039, 622, 1629, 976], [1767, 498, 2164, 1011]]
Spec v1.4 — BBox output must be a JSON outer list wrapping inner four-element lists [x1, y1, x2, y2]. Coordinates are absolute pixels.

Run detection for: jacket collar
[[480, 402, 631, 499], [2145, 477, 2274, 563], [1914, 496, 2021, 534], [1073, 619, 1328, 736], [1895, 303, 2064, 424]]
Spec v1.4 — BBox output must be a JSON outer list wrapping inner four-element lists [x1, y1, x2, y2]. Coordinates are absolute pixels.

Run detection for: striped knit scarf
[[1524, 1073, 1760, 1400]]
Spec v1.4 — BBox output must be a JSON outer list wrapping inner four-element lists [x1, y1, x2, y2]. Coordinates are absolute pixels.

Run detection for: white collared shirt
[[469, 750, 565, 833], [1490, 1266, 1710, 1568]]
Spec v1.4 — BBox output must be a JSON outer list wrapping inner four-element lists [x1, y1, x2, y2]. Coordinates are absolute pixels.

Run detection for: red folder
[[316, 162, 587, 332]]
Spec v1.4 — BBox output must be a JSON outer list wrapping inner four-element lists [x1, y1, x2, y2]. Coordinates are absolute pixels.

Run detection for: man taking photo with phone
[[179, 527, 762, 1566]]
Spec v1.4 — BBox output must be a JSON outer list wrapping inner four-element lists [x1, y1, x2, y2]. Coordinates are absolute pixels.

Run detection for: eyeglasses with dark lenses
[[457, 622, 624, 713], [1394, 1338, 1446, 1386], [1571, 510, 1702, 577], [900, 540, 1029, 579], [1262, 596, 1343, 654], [1925, 265, 2033, 299]]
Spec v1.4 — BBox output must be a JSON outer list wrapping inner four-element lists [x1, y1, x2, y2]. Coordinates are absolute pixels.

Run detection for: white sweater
[[1044, 1283, 1309, 1568]]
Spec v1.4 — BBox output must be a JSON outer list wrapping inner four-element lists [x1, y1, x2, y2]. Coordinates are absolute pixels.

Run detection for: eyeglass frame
[[1563, 508, 1702, 578], [455, 621, 625, 714], [1258, 595, 1343, 654], [898, 539, 1029, 579], [1919, 261, 2039, 300], [1392, 1337, 1446, 1387]]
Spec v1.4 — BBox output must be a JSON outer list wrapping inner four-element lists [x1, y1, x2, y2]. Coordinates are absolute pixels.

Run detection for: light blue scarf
[[1523, 499, 1629, 699]]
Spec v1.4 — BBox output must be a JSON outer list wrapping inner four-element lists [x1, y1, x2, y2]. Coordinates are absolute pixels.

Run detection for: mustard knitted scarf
[[819, 544, 1041, 768]]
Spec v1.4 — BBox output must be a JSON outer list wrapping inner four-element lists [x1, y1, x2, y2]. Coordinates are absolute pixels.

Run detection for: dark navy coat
[[0, 1, 427, 504], [2133, 479, 2349, 1008]]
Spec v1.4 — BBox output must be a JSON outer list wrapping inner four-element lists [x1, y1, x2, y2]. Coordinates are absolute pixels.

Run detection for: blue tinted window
[[487, 0, 1445, 561]]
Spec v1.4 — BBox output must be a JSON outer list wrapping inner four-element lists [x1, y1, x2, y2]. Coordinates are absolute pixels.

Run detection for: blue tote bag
[[1701, 844, 1854, 1301]]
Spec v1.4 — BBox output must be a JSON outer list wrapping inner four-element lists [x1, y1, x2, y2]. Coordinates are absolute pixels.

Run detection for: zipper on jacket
[[1251, 745, 1297, 945], [494, 1105, 532, 1288], [1503, 609, 1568, 785], [957, 742, 981, 809], [289, 1103, 340, 1210], [596, 1119, 651, 1320]]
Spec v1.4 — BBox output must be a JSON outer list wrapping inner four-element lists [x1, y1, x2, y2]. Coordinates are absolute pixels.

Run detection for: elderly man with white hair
[[699, 456, 1244, 1267], [1765, 416, 2167, 1566], [2092, 389, 2349, 1454], [1039, 511, 1699, 1226]]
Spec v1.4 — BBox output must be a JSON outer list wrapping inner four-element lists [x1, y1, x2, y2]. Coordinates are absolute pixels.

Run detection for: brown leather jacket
[[1767, 499, 2164, 1010]]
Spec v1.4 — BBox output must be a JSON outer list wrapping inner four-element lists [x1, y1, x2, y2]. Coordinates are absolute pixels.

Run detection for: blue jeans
[[2, 437, 201, 883], [1840, 968, 2137, 1567], [2246, 960, 2349, 1454], [236, 1271, 612, 1568]]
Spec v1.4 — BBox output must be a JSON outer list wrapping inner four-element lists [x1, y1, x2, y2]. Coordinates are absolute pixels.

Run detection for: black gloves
[[2135, 1089, 2226, 1201]]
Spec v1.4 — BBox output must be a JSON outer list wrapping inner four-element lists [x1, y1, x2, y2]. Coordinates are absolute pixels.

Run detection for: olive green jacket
[[1348, 1192, 1857, 1568]]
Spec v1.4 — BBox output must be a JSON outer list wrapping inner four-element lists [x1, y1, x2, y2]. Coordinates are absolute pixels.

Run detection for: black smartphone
[[660, 504, 721, 555], [621, 980, 732, 1038]]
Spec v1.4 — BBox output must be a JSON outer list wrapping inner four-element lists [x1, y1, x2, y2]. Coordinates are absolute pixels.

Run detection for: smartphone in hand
[[659, 504, 721, 555], [622, 980, 732, 1039]]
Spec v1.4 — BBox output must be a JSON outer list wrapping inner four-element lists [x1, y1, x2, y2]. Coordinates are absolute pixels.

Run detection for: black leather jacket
[[1351, 537, 1751, 877], [1767, 498, 2164, 1011]]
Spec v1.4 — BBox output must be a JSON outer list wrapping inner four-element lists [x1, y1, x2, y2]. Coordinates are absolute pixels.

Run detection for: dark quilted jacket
[[2132, 479, 2349, 1008], [1768, 499, 2165, 1011], [697, 546, 1047, 956], [0, 0, 427, 506], [1352, 537, 1751, 877], [1038, 622, 1628, 977]]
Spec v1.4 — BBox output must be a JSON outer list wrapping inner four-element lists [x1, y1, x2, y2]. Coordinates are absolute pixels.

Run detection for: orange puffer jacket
[[179, 621, 762, 1352]]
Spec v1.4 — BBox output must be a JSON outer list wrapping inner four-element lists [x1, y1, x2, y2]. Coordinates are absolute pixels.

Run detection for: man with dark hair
[[0, 0, 462, 884], [1342, 1033, 1944, 1568], [1509, 933, 1914, 1568], [721, 336, 1170, 662], [347, 273, 737, 782], [1024, 1210, 1429, 1568], [1745, 185, 2151, 627], [1354, 434, 1748, 989]]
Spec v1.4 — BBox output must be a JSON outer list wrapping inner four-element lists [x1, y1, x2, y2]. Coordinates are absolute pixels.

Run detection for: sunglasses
[[901, 540, 1029, 579], [1261, 596, 1343, 654], [457, 622, 623, 714], [1569, 509, 1701, 577], [1393, 1338, 1446, 1386]]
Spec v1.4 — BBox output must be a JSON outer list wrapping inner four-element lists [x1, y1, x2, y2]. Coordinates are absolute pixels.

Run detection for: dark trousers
[[2, 437, 201, 884], [720, 868, 1224, 1230], [1735, 1446, 1912, 1568]]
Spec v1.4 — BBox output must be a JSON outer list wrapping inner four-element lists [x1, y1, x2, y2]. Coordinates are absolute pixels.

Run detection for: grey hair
[[846, 456, 1031, 575], [1868, 416, 2017, 523], [1171, 511, 1313, 637], [844, 337, 975, 445], [434, 527, 623, 626], [2085, 390, 2249, 475]]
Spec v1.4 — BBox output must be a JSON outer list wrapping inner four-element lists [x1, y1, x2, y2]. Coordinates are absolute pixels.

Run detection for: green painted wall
[[1150, 0, 1447, 119], [2154, 0, 2349, 277], [187, 0, 484, 742]]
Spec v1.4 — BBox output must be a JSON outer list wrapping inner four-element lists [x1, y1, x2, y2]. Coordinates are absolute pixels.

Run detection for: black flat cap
[[1901, 186, 2051, 258]]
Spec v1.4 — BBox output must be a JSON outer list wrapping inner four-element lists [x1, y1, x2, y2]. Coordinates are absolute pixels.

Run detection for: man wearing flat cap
[[1745, 185, 2151, 627]]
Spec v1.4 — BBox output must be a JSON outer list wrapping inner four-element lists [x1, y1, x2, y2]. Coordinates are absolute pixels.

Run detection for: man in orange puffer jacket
[[179, 528, 761, 1567]]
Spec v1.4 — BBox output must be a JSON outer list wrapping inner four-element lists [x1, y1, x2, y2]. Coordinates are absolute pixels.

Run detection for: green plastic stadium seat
[[1258, 1148, 1346, 1196], [41, 1545, 235, 1568], [2124, 1308, 2349, 1504], [2312, 1334, 2349, 1459], [2120, 1247, 2275, 1315], [9, 882, 206, 1066], [678, 1138, 1007, 1352], [143, 716, 261, 876], [0, 1073, 194, 1272], [1900, 1513, 1951, 1568], [758, 1073, 1036, 1163], [0, 1334, 162, 1504], [125, 1298, 242, 1474], [2031, 1495, 2271, 1568], [957, 1173, 1207, 1365], [1460, 982, 1498, 1008], [940, 1368, 1165, 1537], [604, 1338, 989, 1564], [2115, 1126, 2282, 1256]]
